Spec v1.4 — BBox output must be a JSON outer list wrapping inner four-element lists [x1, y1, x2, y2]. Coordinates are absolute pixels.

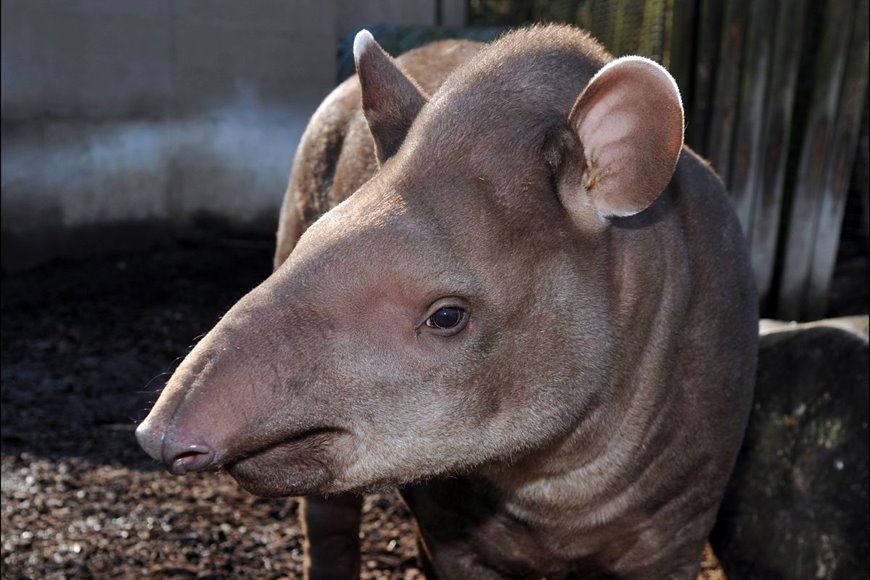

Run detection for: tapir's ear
[[554, 56, 684, 224], [353, 30, 429, 165]]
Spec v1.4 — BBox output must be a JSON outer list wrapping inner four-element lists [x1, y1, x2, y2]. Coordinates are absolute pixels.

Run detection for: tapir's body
[[138, 26, 757, 579]]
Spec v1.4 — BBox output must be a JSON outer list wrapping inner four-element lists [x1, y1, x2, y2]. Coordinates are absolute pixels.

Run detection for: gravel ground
[[1, 239, 723, 578]]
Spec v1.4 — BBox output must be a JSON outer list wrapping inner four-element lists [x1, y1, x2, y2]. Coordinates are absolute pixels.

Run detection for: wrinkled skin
[[138, 26, 757, 578]]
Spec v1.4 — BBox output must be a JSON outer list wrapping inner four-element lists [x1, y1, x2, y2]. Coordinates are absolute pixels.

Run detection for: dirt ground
[[1, 238, 729, 578]]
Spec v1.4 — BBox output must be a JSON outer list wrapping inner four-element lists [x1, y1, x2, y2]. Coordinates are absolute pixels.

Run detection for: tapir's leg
[[415, 536, 439, 579], [302, 493, 363, 579]]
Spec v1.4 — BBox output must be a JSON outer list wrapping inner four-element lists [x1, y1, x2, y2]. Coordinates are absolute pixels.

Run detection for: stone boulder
[[712, 326, 869, 578]]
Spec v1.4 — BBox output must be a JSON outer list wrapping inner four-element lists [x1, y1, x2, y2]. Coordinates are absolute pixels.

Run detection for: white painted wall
[[1, 0, 465, 268]]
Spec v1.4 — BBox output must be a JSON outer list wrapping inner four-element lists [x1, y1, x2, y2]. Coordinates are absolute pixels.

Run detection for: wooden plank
[[777, 0, 858, 320], [728, 0, 777, 233], [581, 0, 599, 51], [859, 99, 870, 244], [805, 0, 869, 319], [589, 0, 616, 53], [576, 0, 593, 36], [688, 0, 724, 154], [638, 0, 667, 60], [612, 0, 631, 56], [666, 0, 698, 107], [705, 0, 750, 185], [748, 0, 811, 306]]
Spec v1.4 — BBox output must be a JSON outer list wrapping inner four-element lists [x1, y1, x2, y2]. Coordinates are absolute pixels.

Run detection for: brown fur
[[274, 39, 483, 267], [138, 26, 757, 579]]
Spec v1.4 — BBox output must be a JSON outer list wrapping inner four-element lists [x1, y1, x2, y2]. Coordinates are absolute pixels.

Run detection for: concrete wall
[[336, 0, 466, 37], [1, 0, 465, 269]]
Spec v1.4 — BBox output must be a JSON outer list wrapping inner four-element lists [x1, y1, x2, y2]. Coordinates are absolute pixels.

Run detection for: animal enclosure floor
[[1, 240, 723, 578]]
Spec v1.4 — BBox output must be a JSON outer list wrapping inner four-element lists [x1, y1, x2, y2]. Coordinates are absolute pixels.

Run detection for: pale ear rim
[[566, 55, 685, 220], [353, 29, 376, 66], [572, 55, 684, 123]]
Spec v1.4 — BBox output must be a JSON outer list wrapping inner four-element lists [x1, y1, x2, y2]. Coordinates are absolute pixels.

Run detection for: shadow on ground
[[1, 239, 274, 468]]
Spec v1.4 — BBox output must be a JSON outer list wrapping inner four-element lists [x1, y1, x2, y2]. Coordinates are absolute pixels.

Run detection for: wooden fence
[[470, 0, 869, 320]]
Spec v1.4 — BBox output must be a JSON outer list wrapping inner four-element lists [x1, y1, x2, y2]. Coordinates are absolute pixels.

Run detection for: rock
[[759, 315, 869, 338], [712, 327, 869, 579]]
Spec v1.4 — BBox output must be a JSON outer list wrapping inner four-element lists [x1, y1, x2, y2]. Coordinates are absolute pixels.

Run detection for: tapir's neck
[[483, 183, 694, 538]]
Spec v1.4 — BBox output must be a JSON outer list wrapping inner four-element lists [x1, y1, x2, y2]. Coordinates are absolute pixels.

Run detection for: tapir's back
[[274, 39, 484, 267], [670, 147, 758, 473]]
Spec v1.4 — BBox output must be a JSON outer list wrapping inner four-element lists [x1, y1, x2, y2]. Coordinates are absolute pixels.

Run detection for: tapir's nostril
[[137, 420, 216, 475], [163, 440, 215, 475]]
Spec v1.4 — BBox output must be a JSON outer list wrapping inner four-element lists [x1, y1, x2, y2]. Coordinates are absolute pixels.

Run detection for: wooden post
[[747, 0, 810, 307], [777, 0, 859, 320], [667, 0, 698, 110], [728, 0, 777, 234], [688, 0, 724, 155], [705, 0, 750, 184], [805, 0, 869, 319]]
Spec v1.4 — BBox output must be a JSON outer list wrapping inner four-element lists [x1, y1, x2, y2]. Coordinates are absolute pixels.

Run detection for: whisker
[[142, 371, 171, 392]]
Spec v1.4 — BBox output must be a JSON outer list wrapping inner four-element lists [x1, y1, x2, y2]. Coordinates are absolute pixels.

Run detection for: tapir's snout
[[134, 274, 355, 496], [134, 330, 235, 477], [135, 420, 216, 475], [134, 420, 163, 461]]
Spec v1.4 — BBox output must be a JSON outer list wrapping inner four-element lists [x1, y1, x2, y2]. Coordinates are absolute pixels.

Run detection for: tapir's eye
[[427, 307, 465, 330], [422, 300, 469, 336]]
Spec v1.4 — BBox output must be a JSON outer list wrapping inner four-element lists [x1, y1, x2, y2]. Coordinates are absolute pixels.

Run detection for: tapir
[[137, 25, 758, 579]]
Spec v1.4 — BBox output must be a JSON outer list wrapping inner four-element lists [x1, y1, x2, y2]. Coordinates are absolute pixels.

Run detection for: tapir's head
[[137, 29, 684, 497]]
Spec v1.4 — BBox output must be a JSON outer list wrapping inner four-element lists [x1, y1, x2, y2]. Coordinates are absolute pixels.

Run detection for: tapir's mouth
[[223, 426, 344, 467], [221, 427, 347, 496]]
